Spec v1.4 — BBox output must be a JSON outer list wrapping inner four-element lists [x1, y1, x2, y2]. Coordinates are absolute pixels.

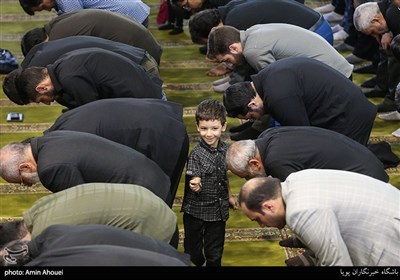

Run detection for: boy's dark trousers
[[183, 213, 226, 266]]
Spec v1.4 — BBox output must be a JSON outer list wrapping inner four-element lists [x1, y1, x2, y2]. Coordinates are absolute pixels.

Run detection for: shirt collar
[[199, 137, 224, 152]]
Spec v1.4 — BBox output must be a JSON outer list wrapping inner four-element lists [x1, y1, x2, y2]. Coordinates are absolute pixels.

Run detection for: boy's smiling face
[[197, 119, 226, 148]]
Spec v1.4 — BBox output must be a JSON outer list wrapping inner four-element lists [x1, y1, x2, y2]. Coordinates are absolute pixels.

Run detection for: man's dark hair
[[0, 220, 27, 247], [19, 0, 42, 16], [21, 28, 46, 56], [15, 66, 47, 103], [195, 99, 226, 125], [207, 26, 240, 60], [223, 82, 255, 118], [391, 34, 400, 60], [0, 240, 31, 266], [238, 177, 281, 213], [189, 9, 221, 44], [3, 69, 30, 105], [171, 3, 191, 19]]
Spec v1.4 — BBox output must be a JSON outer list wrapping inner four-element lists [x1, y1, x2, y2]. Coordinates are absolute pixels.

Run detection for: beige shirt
[[23, 183, 177, 242]]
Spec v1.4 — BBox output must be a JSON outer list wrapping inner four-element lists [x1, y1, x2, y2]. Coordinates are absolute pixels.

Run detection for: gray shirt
[[241, 23, 353, 78], [45, 9, 162, 64]]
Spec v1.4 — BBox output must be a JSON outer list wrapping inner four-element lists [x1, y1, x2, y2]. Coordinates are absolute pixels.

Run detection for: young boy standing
[[181, 99, 238, 267]]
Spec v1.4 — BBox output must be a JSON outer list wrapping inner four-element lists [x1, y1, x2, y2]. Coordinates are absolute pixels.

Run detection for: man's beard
[[232, 53, 246, 67]]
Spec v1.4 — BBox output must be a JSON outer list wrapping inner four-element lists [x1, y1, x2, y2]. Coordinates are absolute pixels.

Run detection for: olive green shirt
[[23, 183, 177, 242]]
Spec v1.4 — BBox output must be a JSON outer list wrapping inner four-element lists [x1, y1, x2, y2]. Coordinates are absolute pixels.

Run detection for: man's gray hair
[[353, 2, 380, 31], [0, 143, 28, 179], [353, 0, 379, 8], [226, 140, 257, 174]]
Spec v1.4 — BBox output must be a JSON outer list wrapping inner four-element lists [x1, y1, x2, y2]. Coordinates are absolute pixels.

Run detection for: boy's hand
[[189, 177, 202, 193]]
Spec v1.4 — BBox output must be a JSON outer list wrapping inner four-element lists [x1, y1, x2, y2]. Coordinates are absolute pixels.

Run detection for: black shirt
[[202, 0, 231, 10], [219, 0, 317, 31], [251, 57, 377, 146], [47, 48, 163, 109], [44, 9, 162, 64], [379, 0, 400, 36], [46, 98, 187, 180], [22, 36, 149, 68], [28, 224, 191, 265], [256, 126, 388, 182], [26, 245, 188, 266], [29, 130, 170, 200]]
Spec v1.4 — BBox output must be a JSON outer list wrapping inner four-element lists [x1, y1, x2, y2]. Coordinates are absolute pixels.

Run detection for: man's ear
[[371, 14, 383, 24], [247, 99, 258, 110], [35, 83, 47, 94], [248, 159, 262, 171], [229, 43, 241, 54], [18, 163, 34, 173], [261, 200, 274, 214]]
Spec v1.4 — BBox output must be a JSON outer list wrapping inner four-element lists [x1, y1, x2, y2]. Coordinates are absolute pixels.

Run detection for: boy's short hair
[[196, 99, 226, 125]]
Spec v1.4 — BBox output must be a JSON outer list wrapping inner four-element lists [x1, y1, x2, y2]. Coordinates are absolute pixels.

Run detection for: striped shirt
[[282, 169, 400, 266]]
